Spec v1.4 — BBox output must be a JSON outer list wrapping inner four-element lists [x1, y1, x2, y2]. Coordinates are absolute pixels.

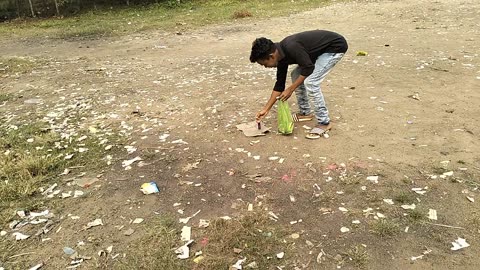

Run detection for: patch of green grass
[[0, 120, 122, 267], [345, 245, 369, 269], [0, 93, 13, 102], [406, 208, 424, 223], [0, 57, 37, 74], [198, 214, 291, 268], [0, 0, 331, 39], [116, 213, 291, 269], [393, 191, 415, 204], [371, 219, 399, 237], [339, 176, 360, 185], [468, 212, 480, 231], [0, 122, 120, 224], [233, 9, 253, 19], [115, 215, 190, 270]]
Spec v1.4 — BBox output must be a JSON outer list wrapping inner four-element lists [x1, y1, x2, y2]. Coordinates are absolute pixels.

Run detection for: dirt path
[[1, 0, 480, 269]]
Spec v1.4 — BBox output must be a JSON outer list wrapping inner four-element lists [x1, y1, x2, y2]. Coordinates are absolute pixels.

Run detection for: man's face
[[257, 54, 277, 68]]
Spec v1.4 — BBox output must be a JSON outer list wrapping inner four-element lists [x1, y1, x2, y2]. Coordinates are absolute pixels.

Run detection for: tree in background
[[0, 0, 184, 21]]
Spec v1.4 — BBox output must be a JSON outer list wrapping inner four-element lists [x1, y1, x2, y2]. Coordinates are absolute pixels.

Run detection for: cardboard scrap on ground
[[236, 121, 270, 137]]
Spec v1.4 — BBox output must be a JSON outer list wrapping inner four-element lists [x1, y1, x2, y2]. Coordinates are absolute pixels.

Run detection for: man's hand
[[256, 109, 269, 122], [279, 88, 295, 101]]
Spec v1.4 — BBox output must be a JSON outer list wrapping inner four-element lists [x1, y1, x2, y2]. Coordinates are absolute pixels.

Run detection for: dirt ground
[[1, 0, 480, 269]]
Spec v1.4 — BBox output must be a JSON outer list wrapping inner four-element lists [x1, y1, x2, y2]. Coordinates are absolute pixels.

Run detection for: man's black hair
[[250, 37, 275, 63]]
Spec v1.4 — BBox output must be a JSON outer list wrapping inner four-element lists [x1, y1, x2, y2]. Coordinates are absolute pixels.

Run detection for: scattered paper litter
[[85, 219, 103, 229], [193, 255, 204, 264], [451, 238, 470, 251], [30, 219, 48, 225], [442, 171, 454, 177], [181, 226, 191, 241], [124, 228, 135, 236], [132, 218, 144, 224], [316, 249, 327, 264], [268, 211, 279, 221], [276, 252, 285, 259], [232, 257, 246, 269], [340, 227, 350, 233], [73, 190, 84, 198], [366, 176, 379, 183], [30, 210, 49, 218], [198, 219, 210, 228], [171, 139, 188, 144], [428, 209, 437, 220], [124, 145, 137, 154], [410, 248, 432, 261], [175, 240, 194, 259], [28, 263, 43, 270], [467, 196, 475, 203], [179, 210, 201, 224], [42, 183, 58, 195], [122, 156, 142, 168], [140, 182, 159, 194], [159, 133, 170, 141], [338, 207, 348, 213], [383, 199, 394, 205], [401, 204, 416, 210], [12, 232, 30, 240], [412, 187, 427, 195]]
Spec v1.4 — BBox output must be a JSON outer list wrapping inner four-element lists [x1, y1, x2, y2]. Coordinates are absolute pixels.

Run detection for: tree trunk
[[53, 0, 60, 16], [28, 0, 35, 17], [15, 0, 20, 18]]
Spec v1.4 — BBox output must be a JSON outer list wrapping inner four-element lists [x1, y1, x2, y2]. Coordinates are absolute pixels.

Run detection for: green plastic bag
[[277, 100, 294, 135]]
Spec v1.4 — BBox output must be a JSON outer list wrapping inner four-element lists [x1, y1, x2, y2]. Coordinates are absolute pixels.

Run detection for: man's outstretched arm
[[256, 90, 282, 122]]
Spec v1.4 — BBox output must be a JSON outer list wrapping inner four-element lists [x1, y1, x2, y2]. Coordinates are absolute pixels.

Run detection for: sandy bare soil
[[1, 0, 480, 269]]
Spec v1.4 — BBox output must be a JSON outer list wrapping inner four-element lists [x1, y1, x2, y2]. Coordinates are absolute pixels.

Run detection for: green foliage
[[0, 0, 330, 39]]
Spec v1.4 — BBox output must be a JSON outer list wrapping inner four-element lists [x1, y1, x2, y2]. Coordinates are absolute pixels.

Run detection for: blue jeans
[[291, 53, 344, 125]]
